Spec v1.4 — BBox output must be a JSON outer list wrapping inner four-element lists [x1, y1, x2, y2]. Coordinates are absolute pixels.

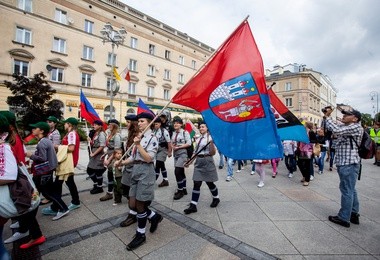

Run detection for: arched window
[[126, 108, 135, 115], [104, 105, 116, 121]]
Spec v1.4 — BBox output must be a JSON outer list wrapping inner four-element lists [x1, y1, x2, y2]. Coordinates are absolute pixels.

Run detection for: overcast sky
[[121, 0, 380, 116]]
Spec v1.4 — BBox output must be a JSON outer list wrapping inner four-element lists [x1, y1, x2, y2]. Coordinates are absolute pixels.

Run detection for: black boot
[[210, 198, 220, 208], [350, 213, 360, 225], [149, 213, 163, 233], [120, 213, 137, 227], [126, 232, 146, 251], [184, 203, 197, 214], [90, 185, 104, 194], [173, 190, 184, 200]]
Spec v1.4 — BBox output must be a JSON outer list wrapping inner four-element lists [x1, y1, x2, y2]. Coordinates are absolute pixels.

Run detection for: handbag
[[0, 164, 41, 218], [313, 143, 321, 157], [33, 161, 50, 175]]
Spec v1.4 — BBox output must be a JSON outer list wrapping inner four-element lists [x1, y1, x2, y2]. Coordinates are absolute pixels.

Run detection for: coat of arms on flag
[[209, 72, 264, 122]]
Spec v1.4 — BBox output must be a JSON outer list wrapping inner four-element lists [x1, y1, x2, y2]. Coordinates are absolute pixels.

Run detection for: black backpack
[[350, 131, 376, 159]]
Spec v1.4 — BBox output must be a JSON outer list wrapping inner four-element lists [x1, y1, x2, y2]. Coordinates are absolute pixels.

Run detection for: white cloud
[[121, 0, 380, 116]]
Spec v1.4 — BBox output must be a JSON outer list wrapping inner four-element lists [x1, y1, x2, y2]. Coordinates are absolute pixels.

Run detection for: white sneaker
[[52, 210, 69, 221], [241, 167, 245, 170], [4, 231, 29, 244], [251, 171, 255, 175], [318, 170, 323, 175], [310, 175, 314, 181], [226, 176, 232, 182], [288, 173, 293, 178], [257, 181, 264, 188], [10, 221, 20, 229], [236, 170, 241, 173]]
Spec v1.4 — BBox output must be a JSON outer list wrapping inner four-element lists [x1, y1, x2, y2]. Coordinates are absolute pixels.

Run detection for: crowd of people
[[1, 107, 379, 257]]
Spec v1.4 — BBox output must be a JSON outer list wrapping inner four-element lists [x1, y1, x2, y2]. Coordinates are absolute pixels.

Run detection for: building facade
[[265, 63, 338, 126], [0, 0, 214, 122]]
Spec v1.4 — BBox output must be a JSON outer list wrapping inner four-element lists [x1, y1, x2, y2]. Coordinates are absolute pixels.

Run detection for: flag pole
[[84, 121, 91, 152]]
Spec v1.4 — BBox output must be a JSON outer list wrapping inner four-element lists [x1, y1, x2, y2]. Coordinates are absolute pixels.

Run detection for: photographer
[[323, 107, 363, 228]]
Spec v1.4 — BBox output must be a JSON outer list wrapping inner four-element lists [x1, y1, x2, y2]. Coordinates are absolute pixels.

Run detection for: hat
[[0, 114, 10, 132], [172, 116, 183, 124], [154, 117, 162, 123], [342, 109, 361, 121], [0, 111, 16, 125], [137, 112, 154, 121], [63, 117, 79, 125], [47, 116, 58, 123], [108, 119, 120, 126], [30, 122, 50, 133], [125, 114, 137, 121], [93, 120, 103, 126]]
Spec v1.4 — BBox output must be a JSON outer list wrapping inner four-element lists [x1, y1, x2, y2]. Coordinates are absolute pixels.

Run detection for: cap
[[46, 116, 58, 123], [108, 119, 120, 126], [63, 117, 79, 126], [93, 120, 103, 126], [30, 122, 50, 133], [125, 114, 137, 121], [342, 109, 361, 121], [137, 112, 154, 121], [0, 114, 10, 132], [172, 116, 183, 124], [0, 111, 16, 125], [154, 117, 162, 123]]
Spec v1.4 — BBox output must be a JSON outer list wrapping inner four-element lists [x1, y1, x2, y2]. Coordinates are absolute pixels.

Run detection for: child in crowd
[[112, 148, 124, 205], [253, 159, 269, 188]]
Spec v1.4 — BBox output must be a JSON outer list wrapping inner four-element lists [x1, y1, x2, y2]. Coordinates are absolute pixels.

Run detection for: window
[[165, 50, 171, 60], [84, 20, 94, 34], [148, 65, 155, 76], [14, 60, 29, 76], [129, 59, 137, 71], [285, 82, 292, 91], [191, 60, 196, 69], [128, 82, 136, 94], [107, 52, 116, 66], [285, 98, 292, 107], [82, 45, 93, 60], [53, 37, 66, 53], [149, 44, 155, 55], [18, 0, 32, 12], [15, 27, 31, 45], [178, 73, 184, 84], [130, 37, 138, 49], [147, 86, 154, 97], [55, 9, 67, 24], [179, 56, 185, 65], [81, 73, 92, 87], [164, 89, 170, 100], [51, 67, 64, 82], [164, 69, 171, 80]]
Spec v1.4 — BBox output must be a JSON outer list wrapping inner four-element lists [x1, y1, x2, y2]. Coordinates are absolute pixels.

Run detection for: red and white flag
[[120, 67, 131, 81]]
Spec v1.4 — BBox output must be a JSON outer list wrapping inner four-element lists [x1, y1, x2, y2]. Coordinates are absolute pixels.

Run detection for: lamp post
[[100, 23, 126, 120], [370, 91, 379, 116]]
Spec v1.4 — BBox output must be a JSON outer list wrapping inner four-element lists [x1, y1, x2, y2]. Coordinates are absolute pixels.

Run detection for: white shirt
[[0, 143, 18, 180]]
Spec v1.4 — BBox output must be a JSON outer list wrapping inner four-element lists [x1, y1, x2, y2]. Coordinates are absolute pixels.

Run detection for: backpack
[[350, 131, 376, 159], [182, 131, 194, 158]]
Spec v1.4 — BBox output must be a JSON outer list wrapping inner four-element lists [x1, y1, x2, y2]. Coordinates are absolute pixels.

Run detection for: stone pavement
[[4, 142, 380, 259]]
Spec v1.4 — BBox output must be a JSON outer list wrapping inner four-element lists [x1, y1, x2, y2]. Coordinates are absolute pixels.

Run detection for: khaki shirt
[[128, 129, 158, 162]]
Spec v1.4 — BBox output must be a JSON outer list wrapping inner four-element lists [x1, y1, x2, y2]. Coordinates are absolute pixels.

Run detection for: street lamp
[[370, 91, 379, 116], [100, 23, 126, 120]]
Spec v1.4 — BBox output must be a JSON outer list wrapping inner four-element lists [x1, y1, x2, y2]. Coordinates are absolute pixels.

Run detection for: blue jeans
[[218, 151, 224, 168], [0, 225, 11, 260], [284, 155, 296, 173], [329, 150, 335, 168], [251, 162, 256, 172], [227, 158, 234, 177], [337, 164, 360, 222], [317, 151, 326, 172]]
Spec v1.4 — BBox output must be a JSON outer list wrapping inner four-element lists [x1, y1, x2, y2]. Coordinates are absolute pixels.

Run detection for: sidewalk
[[4, 142, 380, 259]]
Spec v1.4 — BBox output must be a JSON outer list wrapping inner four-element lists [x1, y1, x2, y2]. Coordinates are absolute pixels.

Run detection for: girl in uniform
[[119, 112, 162, 251], [184, 122, 220, 214], [153, 117, 172, 187]]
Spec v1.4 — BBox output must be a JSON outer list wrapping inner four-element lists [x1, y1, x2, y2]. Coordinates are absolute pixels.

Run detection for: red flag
[[121, 67, 131, 81], [171, 20, 283, 160]]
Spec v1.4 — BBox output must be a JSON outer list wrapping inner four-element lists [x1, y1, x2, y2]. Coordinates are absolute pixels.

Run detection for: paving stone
[[208, 230, 241, 248], [79, 221, 112, 237]]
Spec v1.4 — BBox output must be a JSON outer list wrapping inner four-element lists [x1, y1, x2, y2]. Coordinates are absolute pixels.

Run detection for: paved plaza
[[4, 142, 380, 259]]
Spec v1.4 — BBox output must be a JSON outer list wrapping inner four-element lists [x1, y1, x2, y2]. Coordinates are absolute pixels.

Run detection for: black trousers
[[54, 175, 80, 205], [18, 207, 42, 239]]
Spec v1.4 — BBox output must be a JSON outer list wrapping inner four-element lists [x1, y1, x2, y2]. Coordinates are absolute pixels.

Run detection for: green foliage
[[375, 112, 380, 123], [5, 72, 61, 130], [361, 113, 373, 127]]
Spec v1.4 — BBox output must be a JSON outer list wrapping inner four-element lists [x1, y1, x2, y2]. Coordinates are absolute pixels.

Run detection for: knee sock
[[95, 171, 103, 187], [207, 182, 219, 198], [136, 212, 147, 234]]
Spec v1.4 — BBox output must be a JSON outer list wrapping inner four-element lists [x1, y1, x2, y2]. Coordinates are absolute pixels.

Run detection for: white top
[[0, 143, 18, 180]]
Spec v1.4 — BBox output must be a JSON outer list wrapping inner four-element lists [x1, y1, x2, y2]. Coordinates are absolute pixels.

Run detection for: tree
[[361, 113, 373, 127], [5, 72, 61, 129]]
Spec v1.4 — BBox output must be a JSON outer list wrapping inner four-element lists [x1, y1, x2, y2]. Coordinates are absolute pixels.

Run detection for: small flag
[[113, 68, 121, 81], [120, 67, 131, 81], [185, 120, 197, 139], [137, 98, 155, 116], [80, 90, 107, 129]]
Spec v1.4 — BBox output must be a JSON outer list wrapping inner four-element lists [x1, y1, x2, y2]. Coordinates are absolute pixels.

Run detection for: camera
[[321, 106, 332, 113]]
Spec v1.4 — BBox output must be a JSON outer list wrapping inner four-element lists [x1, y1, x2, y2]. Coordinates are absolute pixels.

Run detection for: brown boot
[[99, 192, 113, 201], [120, 213, 137, 227], [158, 179, 169, 187]]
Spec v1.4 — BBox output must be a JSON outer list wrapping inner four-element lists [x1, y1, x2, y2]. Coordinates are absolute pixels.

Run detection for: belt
[[134, 160, 153, 164], [197, 154, 210, 158]]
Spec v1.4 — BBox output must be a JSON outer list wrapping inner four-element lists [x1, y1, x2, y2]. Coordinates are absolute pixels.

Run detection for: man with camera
[[323, 106, 363, 228]]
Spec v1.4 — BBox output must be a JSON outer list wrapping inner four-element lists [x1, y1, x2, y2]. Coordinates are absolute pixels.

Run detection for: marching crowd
[[0, 107, 379, 258]]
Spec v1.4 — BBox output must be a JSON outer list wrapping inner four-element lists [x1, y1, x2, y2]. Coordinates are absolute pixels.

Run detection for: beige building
[[0, 0, 214, 122], [265, 63, 338, 126]]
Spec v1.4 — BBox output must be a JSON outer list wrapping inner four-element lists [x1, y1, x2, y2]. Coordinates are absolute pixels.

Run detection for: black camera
[[321, 106, 332, 113]]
